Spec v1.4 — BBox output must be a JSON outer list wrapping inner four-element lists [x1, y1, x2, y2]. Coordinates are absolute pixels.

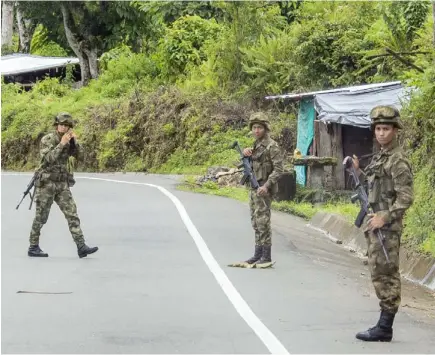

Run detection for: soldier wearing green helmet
[[27, 112, 98, 259], [352, 105, 413, 342], [241, 112, 284, 267], [369, 105, 403, 129]]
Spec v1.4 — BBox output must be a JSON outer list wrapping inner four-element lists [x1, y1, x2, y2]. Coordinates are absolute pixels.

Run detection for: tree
[[137, 1, 225, 25], [17, 1, 148, 86], [16, 5, 37, 53], [1, 1, 15, 50], [155, 15, 222, 80]]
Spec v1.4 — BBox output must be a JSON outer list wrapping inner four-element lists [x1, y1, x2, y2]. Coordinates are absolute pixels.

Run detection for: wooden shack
[[265, 81, 411, 190]]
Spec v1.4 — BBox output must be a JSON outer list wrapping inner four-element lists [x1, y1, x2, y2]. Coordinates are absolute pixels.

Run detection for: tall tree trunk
[[83, 46, 99, 79], [1, 1, 15, 49], [60, 2, 100, 85], [15, 5, 37, 53], [60, 2, 92, 85]]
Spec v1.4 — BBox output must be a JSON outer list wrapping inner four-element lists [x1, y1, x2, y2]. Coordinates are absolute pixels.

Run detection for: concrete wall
[[308, 212, 435, 291]]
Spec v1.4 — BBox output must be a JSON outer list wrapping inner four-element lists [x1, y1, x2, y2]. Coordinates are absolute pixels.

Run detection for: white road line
[[3, 173, 290, 355]]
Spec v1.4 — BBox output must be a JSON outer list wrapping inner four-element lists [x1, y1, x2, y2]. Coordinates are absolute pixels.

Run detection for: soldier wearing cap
[[242, 112, 284, 267], [27, 112, 98, 258], [352, 105, 413, 342]]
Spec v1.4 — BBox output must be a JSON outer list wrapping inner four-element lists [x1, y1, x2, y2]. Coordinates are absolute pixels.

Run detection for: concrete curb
[[308, 211, 435, 292]]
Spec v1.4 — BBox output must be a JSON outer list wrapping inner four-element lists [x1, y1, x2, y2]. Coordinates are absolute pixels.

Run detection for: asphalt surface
[[2, 172, 435, 354]]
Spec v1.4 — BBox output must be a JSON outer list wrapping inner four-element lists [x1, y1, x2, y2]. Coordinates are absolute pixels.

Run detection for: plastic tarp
[[295, 98, 316, 186], [1, 54, 79, 76], [314, 83, 411, 128]]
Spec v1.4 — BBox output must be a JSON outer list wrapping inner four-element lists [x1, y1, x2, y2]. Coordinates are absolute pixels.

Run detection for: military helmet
[[54, 112, 74, 128], [370, 105, 403, 129], [248, 112, 271, 131]]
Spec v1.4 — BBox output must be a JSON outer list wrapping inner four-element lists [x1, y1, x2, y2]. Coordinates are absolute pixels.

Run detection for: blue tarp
[[295, 98, 316, 186]]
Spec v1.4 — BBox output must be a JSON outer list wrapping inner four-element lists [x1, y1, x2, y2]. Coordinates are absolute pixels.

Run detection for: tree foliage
[[154, 15, 222, 80]]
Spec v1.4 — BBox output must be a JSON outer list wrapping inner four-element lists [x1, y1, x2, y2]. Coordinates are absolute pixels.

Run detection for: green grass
[[178, 177, 360, 222]]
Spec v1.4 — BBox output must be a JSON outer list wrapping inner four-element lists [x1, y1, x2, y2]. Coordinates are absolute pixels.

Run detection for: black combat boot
[[356, 310, 395, 342], [77, 244, 99, 258], [28, 245, 48, 257], [255, 245, 272, 266], [246, 245, 263, 264]]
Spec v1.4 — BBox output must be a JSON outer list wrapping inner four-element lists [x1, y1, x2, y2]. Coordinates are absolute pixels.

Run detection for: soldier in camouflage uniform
[[352, 106, 413, 342], [243, 112, 284, 267], [28, 113, 98, 259]]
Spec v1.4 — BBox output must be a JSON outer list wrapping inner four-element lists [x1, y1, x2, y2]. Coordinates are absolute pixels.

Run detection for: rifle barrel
[[16, 195, 26, 209], [343, 155, 390, 263]]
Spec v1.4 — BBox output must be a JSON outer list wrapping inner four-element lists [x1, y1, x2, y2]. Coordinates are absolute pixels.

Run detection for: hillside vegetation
[[2, 1, 434, 256]]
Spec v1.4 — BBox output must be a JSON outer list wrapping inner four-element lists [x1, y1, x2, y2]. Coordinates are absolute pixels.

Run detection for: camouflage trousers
[[249, 189, 272, 246], [29, 180, 85, 247], [365, 229, 401, 314]]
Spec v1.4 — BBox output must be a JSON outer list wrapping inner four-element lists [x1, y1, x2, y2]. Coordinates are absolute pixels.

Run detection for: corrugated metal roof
[[1, 53, 79, 76], [264, 81, 402, 101]]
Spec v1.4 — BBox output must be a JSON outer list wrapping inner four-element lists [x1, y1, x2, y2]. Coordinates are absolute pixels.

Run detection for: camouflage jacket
[[362, 139, 414, 231], [39, 131, 81, 179], [251, 135, 284, 191]]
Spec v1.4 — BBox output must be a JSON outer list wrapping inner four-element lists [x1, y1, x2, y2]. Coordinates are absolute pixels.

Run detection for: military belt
[[370, 202, 389, 213], [42, 172, 68, 182]]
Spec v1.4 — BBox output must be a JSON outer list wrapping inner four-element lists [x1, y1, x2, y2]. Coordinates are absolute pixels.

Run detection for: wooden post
[[332, 123, 345, 190], [310, 120, 320, 188], [313, 120, 320, 156], [316, 121, 345, 190], [318, 122, 333, 189], [310, 165, 325, 202]]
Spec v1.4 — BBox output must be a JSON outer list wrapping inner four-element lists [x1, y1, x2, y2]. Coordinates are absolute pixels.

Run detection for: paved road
[[2, 172, 435, 354]]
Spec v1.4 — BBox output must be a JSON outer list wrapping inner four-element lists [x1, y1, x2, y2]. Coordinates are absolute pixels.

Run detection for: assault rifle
[[231, 141, 259, 190], [16, 172, 38, 210], [343, 156, 390, 263]]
